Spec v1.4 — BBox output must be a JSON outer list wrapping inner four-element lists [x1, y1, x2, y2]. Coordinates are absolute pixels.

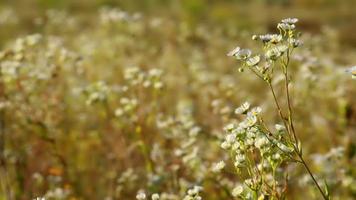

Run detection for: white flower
[[277, 143, 293, 153], [136, 191, 147, 200], [231, 185, 244, 197], [236, 49, 252, 60], [278, 22, 296, 31], [259, 34, 282, 44], [275, 124, 285, 132], [227, 47, 252, 60], [345, 66, 356, 79], [281, 18, 298, 24], [234, 154, 245, 167], [245, 115, 257, 127], [221, 141, 231, 149], [235, 102, 250, 114], [246, 55, 260, 66], [227, 46, 241, 57], [151, 193, 160, 200], [254, 137, 268, 149], [248, 107, 262, 116], [224, 123, 236, 132], [225, 133, 236, 143], [212, 161, 226, 172]]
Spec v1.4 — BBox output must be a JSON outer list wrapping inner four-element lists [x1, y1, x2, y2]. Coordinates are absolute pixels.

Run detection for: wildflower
[[345, 66, 356, 79], [245, 115, 257, 127], [259, 34, 282, 44], [277, 142, 293, 153], [236, 49, 252, 60], [151, 193, 160, 200], [234, 154, 246, 167], [212, 161, 226, 172], [265, 45, 288, 60], [277, 23, 296, 31], [246, 55, 261, 67], [136, 190, 147, 200], [225, 133, 236, 144], [275, 124, 286, 132], [221, 141, 231, 149], [231, 185, 244, 197], [254, 137, 268, 149], [289, 38, 302, 48], [281, 18, 298, 24], [235, 102, 250, 114], [248, 107, 262, 116], [224, 123, 236, 132], [227, 46, 240, 57], [184, 186, 203, 200]]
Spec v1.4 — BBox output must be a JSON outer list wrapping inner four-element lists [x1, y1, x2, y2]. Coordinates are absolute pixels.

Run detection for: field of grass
[[0, 0, 355, 199]]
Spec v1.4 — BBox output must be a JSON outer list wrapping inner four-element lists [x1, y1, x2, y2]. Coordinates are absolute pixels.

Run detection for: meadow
[[0, 0, 355, 199]]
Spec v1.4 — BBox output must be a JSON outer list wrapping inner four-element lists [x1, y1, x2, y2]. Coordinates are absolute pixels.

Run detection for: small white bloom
[[231, 185, 244, 197], [235, 49, 252, 60], [224, 123, 236, 132], [136, 190, 147, 200], [227, 46, 240, 57], [254, 137, 268, 149], [248, 107, 262, 116], [345, 66, 356, 79], [281, 18, 298, 24], [246, 55, 260, 66], [225, 133, 236, 143], [221, 141, 231, 149], [151, 193, 160, 200], [212, 161, 226, 173], [275, 124, 285, 132], [235, 102, 250, 114]]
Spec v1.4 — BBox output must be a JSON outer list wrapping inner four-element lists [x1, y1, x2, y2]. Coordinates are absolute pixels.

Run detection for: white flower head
[[278, 23, 296, 31], [275, 124, 286, 132], [136, 190, 147, 200], [227, 46, 241, 57], [221, 141, 231, 149], [231, 185, 244, 197], [151, 193, 160, 200], [281, 18, 299, 24], [212, 161, 226, 173], [235, 102, 250, 114], [245, 115, 257, 127], [246, 55, 260, 67], [259, 34, 282, 44], [248, 107, 262, 116], [236, 49, 252, 60], [345, 66, 356, 79]]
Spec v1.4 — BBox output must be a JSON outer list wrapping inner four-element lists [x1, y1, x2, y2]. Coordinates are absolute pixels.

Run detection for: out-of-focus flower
[[246, 55, 261, 67], [345, 66, 356, 79], [227, 46, 240, 57], [151, 193, 160, 200], [231, 185, 244, 197], [235, 102, 250, 114], [212, 161, 226, 172], [136, 190, 147, 200], [282, 18, 299, 24]]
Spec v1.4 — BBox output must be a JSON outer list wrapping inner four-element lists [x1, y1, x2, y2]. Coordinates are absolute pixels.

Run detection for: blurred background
[[0, 0, 355, 199], [1, 0, 356, 46]]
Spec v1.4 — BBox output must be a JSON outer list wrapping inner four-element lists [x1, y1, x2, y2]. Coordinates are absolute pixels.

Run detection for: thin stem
[[297, 152, 328, 200], [282, 49, 328, 199], [283, 50, 298, 146], [267, 82, 292, 141]]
